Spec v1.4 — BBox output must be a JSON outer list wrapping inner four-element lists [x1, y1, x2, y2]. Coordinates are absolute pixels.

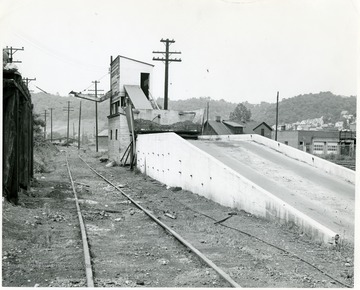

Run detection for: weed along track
[[65, 150, 238, 287], [62, 148, 353, 288]]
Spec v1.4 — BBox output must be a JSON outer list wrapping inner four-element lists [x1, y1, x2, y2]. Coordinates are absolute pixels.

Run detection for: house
[[203, 117, 244, 135], [253, 122, 273, 138], [97, 129, 108, 152], [273, 130, 340, 155], [242, 121, 272, 138], [222, 120, 244, 134], [203, 118, 232, 135]]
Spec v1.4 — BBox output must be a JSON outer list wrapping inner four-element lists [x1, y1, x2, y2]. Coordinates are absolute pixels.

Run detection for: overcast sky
[[1, 0, 359, 104]]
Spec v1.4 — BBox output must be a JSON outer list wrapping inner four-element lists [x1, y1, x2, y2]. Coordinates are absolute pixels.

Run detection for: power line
[[41, 110, 49, 140], [14, 32, 106, 72], [82, 72, 109, 92], [63, 101, 74, 147], [88, 80, 104, 152], [153, 38, 182, 110], [49, 108, 54, 142]]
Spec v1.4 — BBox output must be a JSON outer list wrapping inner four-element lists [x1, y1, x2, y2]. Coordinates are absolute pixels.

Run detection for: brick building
[[273, 130, 341, 155]]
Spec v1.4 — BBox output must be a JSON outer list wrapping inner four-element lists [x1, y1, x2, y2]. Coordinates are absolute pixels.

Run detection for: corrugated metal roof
[[124, 85, 153, 109], [242, 121, 258, 134], [222, 120, 244, 128], [207, 121, 233, 135]]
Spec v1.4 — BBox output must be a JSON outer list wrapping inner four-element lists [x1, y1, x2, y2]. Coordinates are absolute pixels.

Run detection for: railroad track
[[64, 150, 240, 287], [64, 149, 353, 288], [332, 160, 356, 171]]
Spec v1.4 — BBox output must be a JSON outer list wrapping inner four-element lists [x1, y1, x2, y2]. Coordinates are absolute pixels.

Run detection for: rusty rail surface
[[78, 154, 242, 288]]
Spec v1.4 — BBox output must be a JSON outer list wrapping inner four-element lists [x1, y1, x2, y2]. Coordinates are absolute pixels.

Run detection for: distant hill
[[31, 93, 110, 136], [31, 91, 356, 136], [247, 92, 356, 125], [160, 92, 356, 125]]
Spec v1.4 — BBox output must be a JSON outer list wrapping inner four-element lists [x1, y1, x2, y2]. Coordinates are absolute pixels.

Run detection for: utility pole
[[49, 108, 54, 142], [88, 81, 104, 152], [42, 110, 49, 140], [5, 46, 24, 63], [78, 101, 82, 150], [275, 91, 279, 141], [23, 77, 36, 88], [63, 101, 74, 147], [153, 38, 182, 110]]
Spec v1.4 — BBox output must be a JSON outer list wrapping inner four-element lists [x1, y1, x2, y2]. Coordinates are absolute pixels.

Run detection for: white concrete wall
[[198, 134, 355, 184], [137, 133, 338, 244]]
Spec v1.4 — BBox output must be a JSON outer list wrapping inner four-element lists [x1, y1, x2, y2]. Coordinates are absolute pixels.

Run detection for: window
[[115, 129, 118, 140], [120, 96, 126, 107], [110, 130, 113, 140], [327, 143, 338, 153], [313, 142, 324, 153], [261, 128, 265, 136], [284, 141, 288, 145], [111, 101, 120, 115]]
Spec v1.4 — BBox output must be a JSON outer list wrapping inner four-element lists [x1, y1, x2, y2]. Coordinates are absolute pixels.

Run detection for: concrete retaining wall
[[198, 134, 355, 184], [136, 133, 338, 244]]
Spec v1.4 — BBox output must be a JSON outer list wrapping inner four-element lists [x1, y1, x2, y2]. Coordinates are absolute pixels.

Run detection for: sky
[[1, 0, 359, 104]]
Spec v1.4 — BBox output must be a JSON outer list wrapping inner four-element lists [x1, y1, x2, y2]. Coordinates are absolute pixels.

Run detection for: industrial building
[[107, 55, 204, 165], [273, 130, 342, 155]]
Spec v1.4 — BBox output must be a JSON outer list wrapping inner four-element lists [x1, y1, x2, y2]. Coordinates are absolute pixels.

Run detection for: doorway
[[140, 73, 150, 99]]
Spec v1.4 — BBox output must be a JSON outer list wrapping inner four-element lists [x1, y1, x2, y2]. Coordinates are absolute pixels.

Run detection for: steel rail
[[65, 153, 94, 287], [78, 154, 241, 288]]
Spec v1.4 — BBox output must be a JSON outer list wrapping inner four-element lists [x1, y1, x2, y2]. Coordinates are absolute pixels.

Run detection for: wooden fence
[[3, 70, 33, 203]]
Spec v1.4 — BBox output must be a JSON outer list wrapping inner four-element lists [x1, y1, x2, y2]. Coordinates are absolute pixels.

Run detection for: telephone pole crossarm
[[23, 77, 36, 88], [153, 38, 182, 110], [5, 46, 24, 63]]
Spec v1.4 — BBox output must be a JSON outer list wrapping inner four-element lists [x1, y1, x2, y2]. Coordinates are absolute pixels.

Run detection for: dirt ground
[[2, 142, 355, 287]]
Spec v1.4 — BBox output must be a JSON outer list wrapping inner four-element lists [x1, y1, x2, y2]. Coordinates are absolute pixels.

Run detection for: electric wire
[[81, 72, 110, 92]]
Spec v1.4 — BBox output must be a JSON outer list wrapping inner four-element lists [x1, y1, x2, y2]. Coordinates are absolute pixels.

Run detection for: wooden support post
[[275, 91, 279, 141], [78, 101, 82, 150]]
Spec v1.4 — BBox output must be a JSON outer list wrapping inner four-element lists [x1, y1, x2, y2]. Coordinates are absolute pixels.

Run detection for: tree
[[33, 113, 45, 142], [229, 103, 251, 122]]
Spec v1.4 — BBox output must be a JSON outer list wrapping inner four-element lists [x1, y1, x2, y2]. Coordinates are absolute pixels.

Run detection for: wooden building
[[253, 122, 273, 138], [108, 55, 156, 163], [97, 129, 108, 152], [107, 55, 204, 165]]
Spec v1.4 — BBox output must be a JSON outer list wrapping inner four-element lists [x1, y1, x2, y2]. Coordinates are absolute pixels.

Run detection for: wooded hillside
[[160, 92, 356, 125], [31, 91, 356, 136]]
